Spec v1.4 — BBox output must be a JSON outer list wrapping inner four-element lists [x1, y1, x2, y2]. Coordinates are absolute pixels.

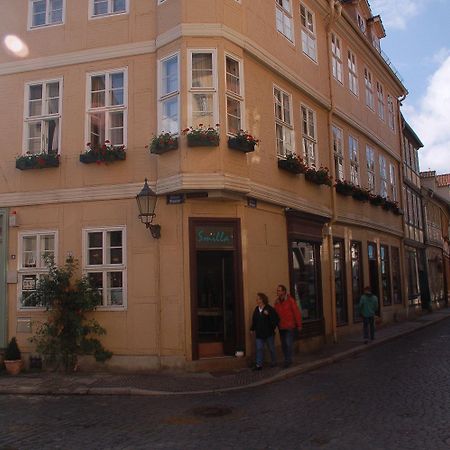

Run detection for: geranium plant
[[305, 166, 332, 186], [183, 124, 220, 147], [335, 179, 355, 196], [277, 153, 308, 174], [80, 140, 126, 164], [228, 129, 259, 153], [16, 151, 60, 170], [148, 132, 179, 155]]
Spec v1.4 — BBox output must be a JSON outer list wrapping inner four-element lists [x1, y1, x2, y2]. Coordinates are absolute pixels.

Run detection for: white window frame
[[83, 226, 127, 309], [225, 53, 245, 136], [89, 0, 129, 19], [187, 49, 218, 128], [301, 104, 317, 167], [357, 12, 366, 33], [366, 145, 375, 192], [348, 49, 358, 96], [85, 67, 128, 148], [300, 3, 317, 62], [349, 135, 359, 186], [274, 85, 294, 158], [275, 0, 294, 43], [379, 155, 387, 197], [332, 125, 344, 181], [18, 230, 58, 309], [387, 95, 395, 132], [23, 77, 63, 155], [364, 68, 374, 110], [157, 52, 180, 135], [157, 0, 166, 4], [389, 163, 397, 201], [331, 33, 343, 83], [28, 0, 65, 29], [376, 81, 385, 121]]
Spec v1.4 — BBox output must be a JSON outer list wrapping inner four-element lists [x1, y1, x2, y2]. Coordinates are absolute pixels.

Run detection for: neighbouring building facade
[[0, 0, 415, 370]]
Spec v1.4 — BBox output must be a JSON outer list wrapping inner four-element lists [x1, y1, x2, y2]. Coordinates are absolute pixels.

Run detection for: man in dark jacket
[[359, 286, 379, 343], [250, 292, 279, 370]]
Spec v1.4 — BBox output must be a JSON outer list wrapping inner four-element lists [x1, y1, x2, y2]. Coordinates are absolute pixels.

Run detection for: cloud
[[431, 47, 450, 65], [405, 56, 450, 173], [370, 0, 422, 30]]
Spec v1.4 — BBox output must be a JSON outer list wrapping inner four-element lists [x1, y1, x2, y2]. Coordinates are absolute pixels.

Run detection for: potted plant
[[305, 166, 332, 186], [80, 140, 126, 164], [183, 124, 220, 147], [335, 180, 355, 196], [148, 132, 179, 155], [16, 151, 60, 170], [369, 194, 386, 207], [352, 186, 371, 202], [278, 153, 307, 174], [3, 337, 23, 375], [227, 130, 259, 153]]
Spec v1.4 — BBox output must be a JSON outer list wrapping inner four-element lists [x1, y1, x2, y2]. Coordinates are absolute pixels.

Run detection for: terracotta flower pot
[[4, 359, 23, 376]]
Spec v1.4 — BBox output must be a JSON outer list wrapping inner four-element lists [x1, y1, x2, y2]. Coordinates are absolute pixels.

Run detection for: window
[[301, 105, 316, 167], [29, 0, 64, 28], [90, 0, 127, 17], [225, 55, 244, 135], [351, 241, 363, 322], [331, 33, 342, 83], [334, 240, 348, 325], [349, 135, 359, 185], [389, 163, 397, 201], [332, 125, 344, 181], [364, 68, 374, 110], [84, 228, 126, 307], [275, 0, 293, 42], [347, 50, 358, 96], [357, 13, 366, 33], [18, 232, 57, 308], [87, 68, 127, 148], [24, 79, 62, 154], [376, 82, 385, 121], [274, 86, 294, 157], [189, 50, 217, 128], [300, 4, 317, 61], [387, 95, 395, 131], [391, 247, 402, 304], [406, 248, 419, 304], [372, 34, 380, 52], [366, 145, 375, 192], [380, 245, 391, 306], [379, 155, 387, 197], [158, 54, 179, 134]]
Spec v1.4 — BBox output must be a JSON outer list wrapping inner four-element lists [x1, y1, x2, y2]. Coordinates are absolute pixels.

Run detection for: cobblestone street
[[1, 318, 450, 450]]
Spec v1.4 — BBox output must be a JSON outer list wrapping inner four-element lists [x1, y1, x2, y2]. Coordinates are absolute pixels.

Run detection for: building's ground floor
[[0, 196, 431, 371]]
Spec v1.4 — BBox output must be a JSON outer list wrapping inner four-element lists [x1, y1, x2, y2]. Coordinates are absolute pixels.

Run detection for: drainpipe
[[325, 0, 342, 343]]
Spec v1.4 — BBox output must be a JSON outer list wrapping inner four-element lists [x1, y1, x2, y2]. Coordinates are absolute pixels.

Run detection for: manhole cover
[[190, 406, 233, 417]]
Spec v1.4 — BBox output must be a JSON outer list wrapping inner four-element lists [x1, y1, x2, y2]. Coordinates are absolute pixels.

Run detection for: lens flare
[[4, 35, 29, 58]]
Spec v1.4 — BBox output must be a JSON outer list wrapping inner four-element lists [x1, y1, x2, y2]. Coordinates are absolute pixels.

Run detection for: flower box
[[183, 125, 220, 148], [352, 186, 371, 202], [80, 142, 126, 164], [305, 167, 332, 186], [227, 137, 256, 153], [149, 133, 179, 155], [335, 180, 355, 196], [369, 194, 386, 207], [277, 154, 307, 175], [16, 152, 60, 170]]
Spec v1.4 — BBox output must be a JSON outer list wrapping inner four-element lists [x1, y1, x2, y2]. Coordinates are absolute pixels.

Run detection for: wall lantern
[[136, 179, 161, 239]]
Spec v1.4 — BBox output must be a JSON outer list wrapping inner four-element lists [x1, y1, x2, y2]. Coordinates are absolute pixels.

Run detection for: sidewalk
[[1, 308, 449, 397]]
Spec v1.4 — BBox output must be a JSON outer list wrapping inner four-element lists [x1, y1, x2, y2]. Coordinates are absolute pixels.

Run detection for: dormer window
[[372, 34, 381, 52], [357, 13, 366, 33]]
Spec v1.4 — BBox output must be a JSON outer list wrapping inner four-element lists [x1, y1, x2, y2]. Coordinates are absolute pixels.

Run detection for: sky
[[370, 0, 450, 174]]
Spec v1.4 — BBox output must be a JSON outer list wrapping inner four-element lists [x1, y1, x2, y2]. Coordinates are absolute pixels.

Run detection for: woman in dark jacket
[[250, 292, 279, 370]]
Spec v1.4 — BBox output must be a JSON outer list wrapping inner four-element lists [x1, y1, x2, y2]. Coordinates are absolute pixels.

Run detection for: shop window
[[290, 240, 322, 322], [334, 239, 348, 325], [391, 247, 402, 304], [351, 241, 363, 322], [380, 244, 391, 306]]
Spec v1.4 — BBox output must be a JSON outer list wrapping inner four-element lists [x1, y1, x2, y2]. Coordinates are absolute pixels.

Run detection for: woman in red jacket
[[274, 284, 302, 368]]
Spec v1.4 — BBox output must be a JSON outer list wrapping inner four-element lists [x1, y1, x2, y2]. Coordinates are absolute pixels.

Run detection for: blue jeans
[[279, 329, 294, 364], [363, 316, 375, 340], [255, 335, 276, 367]]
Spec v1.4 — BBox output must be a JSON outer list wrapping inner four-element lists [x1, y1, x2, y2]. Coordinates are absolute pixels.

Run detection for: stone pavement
[[1, 308, 449, 397]]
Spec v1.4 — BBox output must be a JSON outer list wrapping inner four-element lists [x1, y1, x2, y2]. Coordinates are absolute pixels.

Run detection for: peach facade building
[[0, 0, 413, 370]]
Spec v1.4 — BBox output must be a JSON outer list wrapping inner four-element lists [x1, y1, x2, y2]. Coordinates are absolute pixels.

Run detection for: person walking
[[250, 293, 279, 370], [274, 284, 302, 368], [359, 286, 379, 343]]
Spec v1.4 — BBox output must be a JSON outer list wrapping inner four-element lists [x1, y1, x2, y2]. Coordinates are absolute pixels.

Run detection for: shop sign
[[195, 226, 234, 249]]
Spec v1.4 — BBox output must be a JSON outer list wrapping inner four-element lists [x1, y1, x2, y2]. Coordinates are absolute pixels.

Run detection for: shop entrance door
[[0, 210, 7, 348], [196, 251, 236, 357], [368, 242, 380, 314]]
